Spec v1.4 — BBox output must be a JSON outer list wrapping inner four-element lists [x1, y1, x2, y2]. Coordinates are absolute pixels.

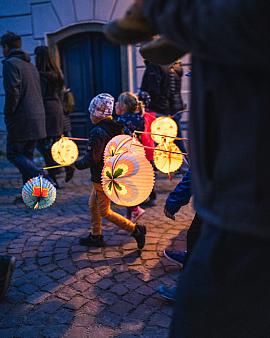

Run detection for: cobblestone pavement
[[0, 159, 194, 338]]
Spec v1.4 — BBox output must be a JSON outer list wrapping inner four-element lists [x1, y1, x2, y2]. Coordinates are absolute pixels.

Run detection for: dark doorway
[[59, 32, 122, 140]]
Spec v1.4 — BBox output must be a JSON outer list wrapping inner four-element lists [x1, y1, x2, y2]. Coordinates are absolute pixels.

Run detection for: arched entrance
[[46, 23, 129, 140], [59, 32, 122, 139]]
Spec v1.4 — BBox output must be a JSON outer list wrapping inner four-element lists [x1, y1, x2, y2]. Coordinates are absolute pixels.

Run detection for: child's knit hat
[[88, 93, 114, 119]]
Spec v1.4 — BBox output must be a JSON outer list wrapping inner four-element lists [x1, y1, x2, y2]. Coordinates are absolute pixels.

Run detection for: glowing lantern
[[51, 137, 79, 166], [151, 116, 178, 144], [104, 135, 145, 162], [22, 176, 56, 209], [154, 143, 183, 174], [102, 152, 154, 206]]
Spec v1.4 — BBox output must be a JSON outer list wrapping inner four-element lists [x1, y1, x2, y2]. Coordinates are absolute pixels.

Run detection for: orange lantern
[[104, 134, 145, 162], [102, 152, 154, 206], [51, 137, 79, 166], [154, 142, 183, 174], [151, 116, 178, 144]]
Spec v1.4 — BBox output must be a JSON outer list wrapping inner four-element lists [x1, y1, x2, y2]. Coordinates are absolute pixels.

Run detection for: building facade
[[0, 0, 190, 153]]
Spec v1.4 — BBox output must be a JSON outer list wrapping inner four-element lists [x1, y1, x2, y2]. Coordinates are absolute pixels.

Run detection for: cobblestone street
[[0, 160, 194, 338]]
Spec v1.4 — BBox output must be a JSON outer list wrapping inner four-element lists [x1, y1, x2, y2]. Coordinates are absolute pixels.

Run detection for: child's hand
[[164, 206, 175, 220]]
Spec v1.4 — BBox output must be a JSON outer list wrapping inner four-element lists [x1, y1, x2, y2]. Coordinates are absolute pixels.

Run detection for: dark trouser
[[6, 139, 42, 184], [186, 213, 202, 261], [170, 224, 270, 338]]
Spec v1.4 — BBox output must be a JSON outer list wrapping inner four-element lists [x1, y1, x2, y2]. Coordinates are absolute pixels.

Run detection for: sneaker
[[130, 206, 145, 223], [163, 249, 187, 267], [103, 2, 156, 45], [158, 285, 177, 302], [79, 233, 105, 247], [0, 256, 16, 301], [132, 224, 146, 250], [140, 36, 186, 65]]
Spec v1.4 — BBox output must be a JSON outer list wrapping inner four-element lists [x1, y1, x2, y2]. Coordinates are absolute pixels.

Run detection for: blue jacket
[[165, 170, 192, 216]]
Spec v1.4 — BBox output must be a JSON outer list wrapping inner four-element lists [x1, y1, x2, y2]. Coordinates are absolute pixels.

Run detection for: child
[[115, 92, 146, 223], [74, 93, 146, 249]]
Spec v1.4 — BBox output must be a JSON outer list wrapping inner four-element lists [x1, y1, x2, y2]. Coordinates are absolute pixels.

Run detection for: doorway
[[59, 32, 123, 140]]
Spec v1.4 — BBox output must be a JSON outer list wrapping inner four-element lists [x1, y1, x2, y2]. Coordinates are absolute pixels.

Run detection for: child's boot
[[132, 224, 146, 250]]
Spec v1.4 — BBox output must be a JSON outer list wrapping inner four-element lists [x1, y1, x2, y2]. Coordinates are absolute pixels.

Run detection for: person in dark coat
[[34, 46, 64, 188], [104, 2, 270, 337], [0, 32, 46, 184], [140, 60, 170, 116]]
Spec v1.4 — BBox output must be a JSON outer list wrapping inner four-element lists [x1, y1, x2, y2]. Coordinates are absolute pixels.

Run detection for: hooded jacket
[[75, 118, 123, 183], [144, 1, 270, 238], [2, 49, 46, 141]]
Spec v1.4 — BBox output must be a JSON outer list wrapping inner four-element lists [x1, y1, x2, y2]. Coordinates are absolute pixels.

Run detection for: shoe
[[139, 36, 186, 65], [163, 249, 187, 267], [79, 233, 105, 247], [103, 2, 156, 45], [132, 224, 146, 250], [130, 206, 145, 223], [65, 166, 75, 183], [0, 256, 16, 301], [158, 285, 177, 302]]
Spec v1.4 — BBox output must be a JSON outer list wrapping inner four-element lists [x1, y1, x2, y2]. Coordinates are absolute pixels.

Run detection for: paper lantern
[[22, 176, 56, 209], [51, 137, 79, 166], [102, 152, 154, 206], [154, 143, 183, 174], [104, 135, 145, 162], [151, 116, 178, 144]]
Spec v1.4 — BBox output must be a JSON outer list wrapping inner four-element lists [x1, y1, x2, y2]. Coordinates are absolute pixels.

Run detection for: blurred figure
[[1, 32, 46, 186], [35, 46, 64, 188]]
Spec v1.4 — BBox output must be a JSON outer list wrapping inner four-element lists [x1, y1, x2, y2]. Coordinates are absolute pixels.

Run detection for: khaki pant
[[89, 183, 136, 235]]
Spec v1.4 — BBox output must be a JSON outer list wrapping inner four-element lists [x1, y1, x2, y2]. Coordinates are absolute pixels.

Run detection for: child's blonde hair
[[118, 92, 138, 113]]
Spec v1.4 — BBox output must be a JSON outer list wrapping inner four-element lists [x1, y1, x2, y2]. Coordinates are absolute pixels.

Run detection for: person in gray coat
[[1, 32, 46, 184]]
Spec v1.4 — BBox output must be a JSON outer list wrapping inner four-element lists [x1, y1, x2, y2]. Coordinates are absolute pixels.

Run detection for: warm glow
[[151, 116, 178, 144], [104, 134, 145, 162], [154, 143, 183, 174], [51, 137, 79, 166], [102, 151, 154, 206]]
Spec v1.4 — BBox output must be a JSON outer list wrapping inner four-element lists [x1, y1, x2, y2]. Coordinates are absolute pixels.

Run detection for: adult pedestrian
[[105, 1, 270, 337], [34, 46, 64, 188], [140, 60, 170, 116], [1, 32, 46, 186]]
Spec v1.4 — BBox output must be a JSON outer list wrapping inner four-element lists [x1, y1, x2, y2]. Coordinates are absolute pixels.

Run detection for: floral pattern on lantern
[[102, 152, 154, 206], [51, 137, 79, 166], [104, 134, 145, 162], [22, 176, 56, 209]]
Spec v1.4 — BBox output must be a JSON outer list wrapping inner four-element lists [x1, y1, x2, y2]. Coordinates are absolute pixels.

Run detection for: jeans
[[6, 139, 42, 184], [89, 183, 135, 235]]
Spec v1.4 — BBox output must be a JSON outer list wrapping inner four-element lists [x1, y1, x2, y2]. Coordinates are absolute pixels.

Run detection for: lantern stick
[[43, 164, 69, 170], [134, 130, 188, 141], [130, 139, 188, 156], [68, 137, 89, 141]]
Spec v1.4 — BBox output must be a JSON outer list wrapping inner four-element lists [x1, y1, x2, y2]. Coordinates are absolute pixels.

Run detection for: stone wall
[[0, 0, 191, 153]]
